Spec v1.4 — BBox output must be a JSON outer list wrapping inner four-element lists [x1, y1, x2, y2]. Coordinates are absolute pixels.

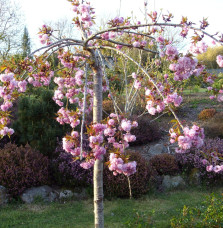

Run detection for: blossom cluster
[[164, 92, 183, 107], [56, 107, 80, 128], [0, 72, 27, 136], [59, 111, 138, 177], [109, 153, 137, 176], [216, 55, 223, 68], [165, 45, 179, 60], [105, 113, 138, 152], [189, 41, 208, 55], [39, 25, 53, 45], [72, 2, 95, 29], [169, 56, 199, 81], [28, 61, 54, 87], [132, 72, 142, 90], [105, 113, 138, 176], [169, 125, 204, 153], [53, 69, 93, 113], [145, 82, 183, 115], [58, 50, 86, 69]]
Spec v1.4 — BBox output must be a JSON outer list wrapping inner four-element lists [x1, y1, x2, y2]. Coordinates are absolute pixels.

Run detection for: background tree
[[22, 27, 31, 58], [197, 46, 223, 69], [0, 0, 23, 59]]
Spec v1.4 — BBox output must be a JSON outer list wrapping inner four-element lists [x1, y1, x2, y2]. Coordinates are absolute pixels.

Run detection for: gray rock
[[148, 143, 167, 156], [59, 190, 73, 199], [162, 175, 186, 189], [21, 186, 57, 204], [0, 185, 8, 205]]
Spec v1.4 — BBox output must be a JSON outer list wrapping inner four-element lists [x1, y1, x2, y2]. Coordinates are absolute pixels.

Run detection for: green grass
[[186, 98, 218, 108], [0, 187, 222, 228], [183, 87, 207, 95]]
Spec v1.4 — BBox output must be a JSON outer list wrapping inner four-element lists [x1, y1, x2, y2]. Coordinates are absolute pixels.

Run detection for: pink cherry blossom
[[216, 55, 223, 67], [121, 120, 132, 132]]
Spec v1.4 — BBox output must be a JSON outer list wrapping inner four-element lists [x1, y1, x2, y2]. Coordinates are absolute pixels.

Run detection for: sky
[[16, 0, 223, 51]]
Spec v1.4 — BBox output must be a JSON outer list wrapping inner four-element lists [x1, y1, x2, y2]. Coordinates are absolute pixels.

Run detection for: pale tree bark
[[90, 50, 104, 228]]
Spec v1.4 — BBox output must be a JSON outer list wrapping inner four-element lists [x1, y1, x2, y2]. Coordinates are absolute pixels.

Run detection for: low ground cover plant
[[170, 194, 223, 227]]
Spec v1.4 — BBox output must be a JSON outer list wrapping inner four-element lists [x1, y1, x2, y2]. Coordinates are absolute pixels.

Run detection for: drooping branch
[[30, 38, 83, 56], [85, 22, 223, 47], [80, 63, 89, 160], [95, 45, 184, 130], [95, 37, 158, 54], [121, 30, 155, 39], [97, 49, 122, 120]]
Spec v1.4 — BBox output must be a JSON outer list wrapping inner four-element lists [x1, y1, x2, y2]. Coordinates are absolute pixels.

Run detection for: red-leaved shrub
[[50, 142, 93, 188], [176, 138, 223, 184], [0, 143, 50, 197], [149, 153, 179, 176], [103, 151, 154, 198]]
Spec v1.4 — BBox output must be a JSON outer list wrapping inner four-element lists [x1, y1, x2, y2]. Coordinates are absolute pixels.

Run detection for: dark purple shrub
[[103, 151, 155, 198], [51, 142, 93, 188], [0, 143, 50, 197], [129, 116, 162, 146], [176, 138, 223, 183], [149, 153, 179, 176]]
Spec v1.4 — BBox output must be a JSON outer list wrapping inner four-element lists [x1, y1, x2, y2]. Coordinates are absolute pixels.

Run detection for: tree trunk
[[91, 50, 104, 228]]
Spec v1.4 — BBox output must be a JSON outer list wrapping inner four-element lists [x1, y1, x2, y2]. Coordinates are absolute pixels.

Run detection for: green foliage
[[183, 76, 205, 91], [213, 73, 223, 90], [187, 98, 217, 108], [124, 210, 155, 228], [197, 46, 223, 69], [13, 87, 70, 157], [170, 194, 223, 227], [21, 27, 31, 58]]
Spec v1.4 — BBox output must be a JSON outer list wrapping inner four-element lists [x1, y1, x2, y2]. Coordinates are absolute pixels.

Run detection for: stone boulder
[[57, 188, 88, 201], [162, 175, 186, 190], [0, 185, 8, 205], [21, 186, 57, 204], [148, 143, 167, 156], [59, 190, 74, 199]]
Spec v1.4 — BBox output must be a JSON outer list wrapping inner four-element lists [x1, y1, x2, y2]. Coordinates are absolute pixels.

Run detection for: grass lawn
[[0, 186, 222, 228], [183, 88, 207, 95]]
